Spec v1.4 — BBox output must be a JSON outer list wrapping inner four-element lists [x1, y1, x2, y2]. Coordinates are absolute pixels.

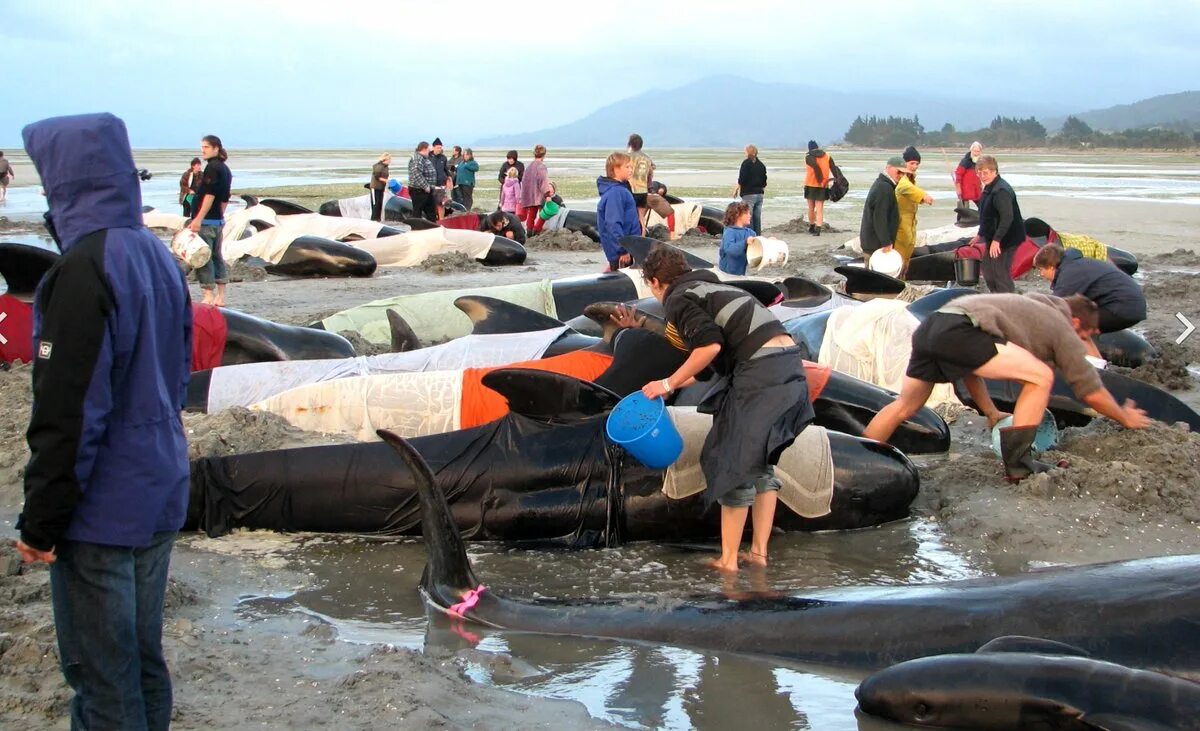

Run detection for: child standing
[[500, 167, 521, 214], [595, 152, 640, 270], [719, 201, 756, 276]]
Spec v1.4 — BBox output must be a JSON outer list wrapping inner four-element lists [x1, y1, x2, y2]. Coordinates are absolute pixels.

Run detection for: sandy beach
[[1, 151, 1199, 728]]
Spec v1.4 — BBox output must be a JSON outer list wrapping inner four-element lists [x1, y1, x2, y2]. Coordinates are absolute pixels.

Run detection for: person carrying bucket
[[612, 245, 812, 572]]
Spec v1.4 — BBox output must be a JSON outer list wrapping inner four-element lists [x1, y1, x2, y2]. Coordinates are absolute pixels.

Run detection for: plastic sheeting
[[253, 369, 465, 441], [662, 408, 833, 518], [842, 221, 975, 254], [338, 191, 397, 220], [204, 327, 569, 411], [351, 227, 495, 268], [818, 299, 962, 409], [142, 209, 186, 231], [251, 350, 617, 440], [222, 209, 390, 264], [320, 279, 557, 346]]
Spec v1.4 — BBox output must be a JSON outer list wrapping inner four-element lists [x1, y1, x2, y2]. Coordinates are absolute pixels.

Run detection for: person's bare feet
[[738, 551, 768, 567], [706, 558, 739, 573]]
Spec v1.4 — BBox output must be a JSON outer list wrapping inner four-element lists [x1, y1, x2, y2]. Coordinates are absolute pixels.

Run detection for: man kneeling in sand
[[862, 293, 1150, 481]]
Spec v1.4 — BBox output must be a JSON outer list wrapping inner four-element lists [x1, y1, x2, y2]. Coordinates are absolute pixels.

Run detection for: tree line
[[843, 114, 1199, 149]]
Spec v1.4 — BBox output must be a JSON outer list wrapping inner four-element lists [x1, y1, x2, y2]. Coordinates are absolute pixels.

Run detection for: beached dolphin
[[186, 370, 920, 544], [855, 642, 1200, 729], [387, 429, 1200, 672]]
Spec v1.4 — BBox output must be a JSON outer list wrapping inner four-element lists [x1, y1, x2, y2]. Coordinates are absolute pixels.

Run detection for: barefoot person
[[861, 293, 1150, 481], [625, 245, 812, 571], [0, 151, 11, 202], [189, 134, 232, 306]]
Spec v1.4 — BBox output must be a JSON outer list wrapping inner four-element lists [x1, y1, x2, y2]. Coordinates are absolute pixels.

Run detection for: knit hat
[[903, 145, 921, 163], [432, 137, 443, 147], [807, 140, 818, 151]]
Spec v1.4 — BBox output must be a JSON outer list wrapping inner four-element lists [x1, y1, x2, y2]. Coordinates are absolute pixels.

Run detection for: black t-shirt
[[194, 159, 233, 221]]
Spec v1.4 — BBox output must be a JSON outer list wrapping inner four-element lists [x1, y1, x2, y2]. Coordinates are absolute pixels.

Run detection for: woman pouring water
[[613, 245, 812, 572]]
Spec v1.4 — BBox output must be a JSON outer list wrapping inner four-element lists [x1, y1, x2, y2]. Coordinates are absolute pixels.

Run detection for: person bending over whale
[[617, 245, 812, 572], [1034, 244, 1146, 335], [482, 210, 521, 240], [862, 293, 1150, 482]]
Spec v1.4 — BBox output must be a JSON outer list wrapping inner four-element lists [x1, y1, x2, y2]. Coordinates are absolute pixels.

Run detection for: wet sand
[[2, 175, 1199, 727]]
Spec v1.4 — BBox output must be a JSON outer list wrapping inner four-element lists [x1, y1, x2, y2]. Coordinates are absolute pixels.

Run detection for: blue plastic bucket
[[605, 392, 684, 469], [990, 410, 1059, 457]]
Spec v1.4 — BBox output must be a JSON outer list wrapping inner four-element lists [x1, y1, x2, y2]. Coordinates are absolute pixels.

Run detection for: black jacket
[[498, 160, 525, 183], [663, 270, 788, 374], [979, 176, 1026, 250], [859, 173, 899, 254], [737, 158, 768, 195], [1051, 248, 1146, 323], [429, 152, 450, 185]]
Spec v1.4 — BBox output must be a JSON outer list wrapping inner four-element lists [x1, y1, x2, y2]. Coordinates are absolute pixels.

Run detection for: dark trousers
[[369, 187, 384, 222], [1098, 306, 1144, 333], [409, 188, 436, 221], [982, 245, 1018, 293], [50, 531, 177, 731], [457, 184, 474, 211]]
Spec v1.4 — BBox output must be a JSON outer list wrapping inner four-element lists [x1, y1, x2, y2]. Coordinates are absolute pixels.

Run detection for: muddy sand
[[2, 195, 1199, 728]]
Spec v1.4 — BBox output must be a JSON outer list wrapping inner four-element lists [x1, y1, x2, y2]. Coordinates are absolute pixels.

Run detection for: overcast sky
[[2, 0, 1197, 147]]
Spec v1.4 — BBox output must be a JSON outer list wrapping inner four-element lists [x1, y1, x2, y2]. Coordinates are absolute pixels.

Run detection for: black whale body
[[391, 430, 1200, 673], [186, 371, 920, 544]]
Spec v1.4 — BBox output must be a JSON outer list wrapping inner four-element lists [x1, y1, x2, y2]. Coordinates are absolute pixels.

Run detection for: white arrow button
[[1176, 312, 1195, 344]]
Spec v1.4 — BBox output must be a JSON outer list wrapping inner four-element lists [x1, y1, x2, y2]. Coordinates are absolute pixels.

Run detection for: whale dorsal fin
[[481, 368, 618, 423], [976, 636, 1091, 657], [386, 309, 420, 352], [582, 302, 667, 342], [620, 236, 713, 269], [0, 242, 59, 300], [454, 296, 566, 336], [906, 287, 975, 320], [834, 265, 907, 297]]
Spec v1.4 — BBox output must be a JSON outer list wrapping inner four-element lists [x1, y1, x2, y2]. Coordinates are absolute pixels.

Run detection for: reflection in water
[[247, 519, 978, 728]]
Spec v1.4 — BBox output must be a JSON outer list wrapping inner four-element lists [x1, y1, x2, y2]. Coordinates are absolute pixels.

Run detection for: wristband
[[660, 378, 672, 394]]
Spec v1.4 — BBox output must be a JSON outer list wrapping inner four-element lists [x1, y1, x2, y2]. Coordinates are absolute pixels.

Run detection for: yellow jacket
[[894, 174, 926, 261]]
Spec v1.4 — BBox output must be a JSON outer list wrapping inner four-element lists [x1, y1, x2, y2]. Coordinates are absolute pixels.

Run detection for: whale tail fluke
[[376, 430, 479, 606]]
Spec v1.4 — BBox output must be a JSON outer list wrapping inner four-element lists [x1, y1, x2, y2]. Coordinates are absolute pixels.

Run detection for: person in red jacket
[[953, 141, 984, 210]]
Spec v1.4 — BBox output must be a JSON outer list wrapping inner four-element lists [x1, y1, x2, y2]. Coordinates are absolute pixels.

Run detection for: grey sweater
[[940, 293, 1103, 397]]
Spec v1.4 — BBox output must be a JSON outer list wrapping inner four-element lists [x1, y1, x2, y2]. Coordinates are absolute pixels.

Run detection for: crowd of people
[[9, 110, 1165, 729]]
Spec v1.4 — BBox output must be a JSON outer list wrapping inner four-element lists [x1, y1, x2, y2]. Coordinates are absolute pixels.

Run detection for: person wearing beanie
[[804, 140, 835, 235], [429, 138, 450, 220], [859, 156, 906, 258], [895, 146, 933, 270]]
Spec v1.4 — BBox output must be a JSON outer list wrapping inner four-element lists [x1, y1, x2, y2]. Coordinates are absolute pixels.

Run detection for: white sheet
[[353, 227, 495, 268], [337, 191, 399, 220], [251, 370, 464, 442], [841, 221, 978, 254], [818, 299, 962, 409], [662, 407, 834, 518], [646, 202, 702, 235], [205, 327, 569, 411], [222, 209, 391, 264]]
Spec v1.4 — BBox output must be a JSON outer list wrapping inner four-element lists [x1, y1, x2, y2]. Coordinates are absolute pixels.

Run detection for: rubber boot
[[999, 425, 1052, 482]]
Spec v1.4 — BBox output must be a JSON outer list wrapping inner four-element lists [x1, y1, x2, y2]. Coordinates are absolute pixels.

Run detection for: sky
[[2, 0, 1197, 148]]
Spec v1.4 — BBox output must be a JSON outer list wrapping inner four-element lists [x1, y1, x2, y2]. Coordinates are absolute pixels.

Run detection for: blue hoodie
[[18, 113, 192, 550], [595, 176, 639, 263], [719, 225, 756, 276]]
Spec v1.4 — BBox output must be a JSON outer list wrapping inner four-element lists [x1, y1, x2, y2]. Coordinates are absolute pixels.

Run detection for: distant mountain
[[475, 75, 1069, 148], [1050, 91, 1200, 132]]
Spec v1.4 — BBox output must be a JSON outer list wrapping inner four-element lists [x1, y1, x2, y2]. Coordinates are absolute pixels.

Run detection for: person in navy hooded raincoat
[[16, 112, 192, 731]]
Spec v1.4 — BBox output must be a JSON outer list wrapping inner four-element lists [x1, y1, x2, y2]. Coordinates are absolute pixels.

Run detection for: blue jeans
[[50, 531, 177, 731], [741, 193, 764, 234], [196, 224, 228, 289]]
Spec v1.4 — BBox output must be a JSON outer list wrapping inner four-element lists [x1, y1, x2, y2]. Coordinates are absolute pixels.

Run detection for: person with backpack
[[804, 140, 835, 235]]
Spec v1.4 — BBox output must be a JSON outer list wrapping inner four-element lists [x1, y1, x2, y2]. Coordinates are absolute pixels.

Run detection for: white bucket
[[171, 229, 212, 269], [747, 236, 790, 270]]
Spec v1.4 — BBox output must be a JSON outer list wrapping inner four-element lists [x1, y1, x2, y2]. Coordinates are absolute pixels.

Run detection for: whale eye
[[913, 702, 931, 721]]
